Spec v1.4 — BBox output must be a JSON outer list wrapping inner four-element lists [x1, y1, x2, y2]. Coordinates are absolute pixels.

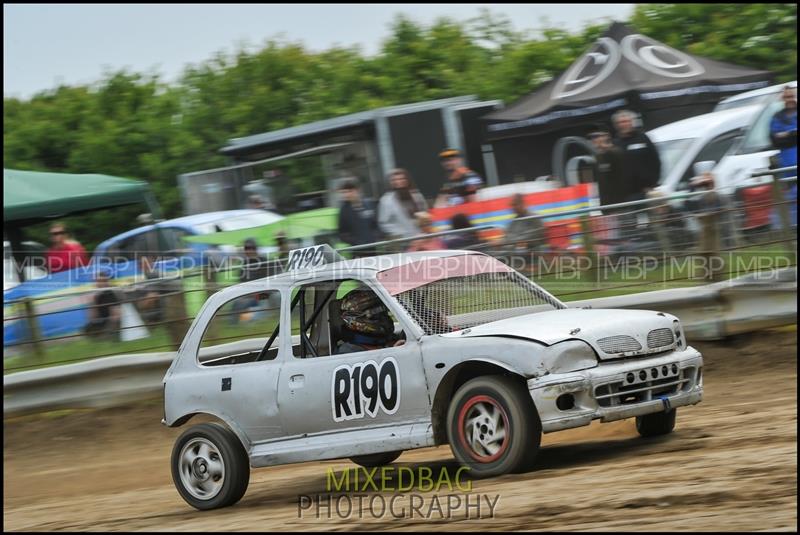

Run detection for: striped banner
[[429, 183, 596, 249]]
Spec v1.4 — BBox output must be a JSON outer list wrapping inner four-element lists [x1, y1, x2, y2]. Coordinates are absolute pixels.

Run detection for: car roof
[[212, 250, 489, 307], [287, 250, 477, 279], [94, 209, 283, 252], [163, 209, 278, 227], [718, 80, 796, 104], [231, 250, 481, 290], [648, 105, 763, 143]]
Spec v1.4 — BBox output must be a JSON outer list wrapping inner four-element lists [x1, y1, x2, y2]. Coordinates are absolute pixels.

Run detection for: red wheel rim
[[457, 394, 510, 463]]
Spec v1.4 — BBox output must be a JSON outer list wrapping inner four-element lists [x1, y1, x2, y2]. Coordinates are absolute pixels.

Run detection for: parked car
[[94, 209, 285, 260], [710, 95, 797, 193], [163, 246, 703, 510], [713, 80, 796, 113], [3, 210, 286, 348]]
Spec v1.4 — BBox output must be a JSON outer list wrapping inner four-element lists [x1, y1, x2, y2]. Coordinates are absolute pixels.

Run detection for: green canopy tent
[[4, 169, 158, 224], [182, 207, 341, 249], [4, 168, 160, 280]]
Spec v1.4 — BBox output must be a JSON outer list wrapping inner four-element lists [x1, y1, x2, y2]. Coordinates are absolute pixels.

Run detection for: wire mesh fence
[[3, 169, 796, 372]]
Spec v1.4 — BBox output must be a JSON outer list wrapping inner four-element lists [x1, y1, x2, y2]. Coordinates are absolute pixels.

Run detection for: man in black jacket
[[589, 125, 627, 208], [612, 110, 662, 202], [337, 179, 380, 255]]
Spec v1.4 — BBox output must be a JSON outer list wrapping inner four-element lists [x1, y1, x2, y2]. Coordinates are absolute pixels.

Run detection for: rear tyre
[[171, 423, 250, 510], [636, 408, 677, 437], [349, 450, 403, 468], [446, 375, 541, 478]]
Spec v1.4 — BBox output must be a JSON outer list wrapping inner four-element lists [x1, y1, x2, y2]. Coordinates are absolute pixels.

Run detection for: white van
[[710, 96, 794, 193], [713, 80, 796, 113], [649, 105, 763, 194]]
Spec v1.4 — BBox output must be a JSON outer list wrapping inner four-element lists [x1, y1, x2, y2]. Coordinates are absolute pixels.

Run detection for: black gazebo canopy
[[484, 22, 773, 140]]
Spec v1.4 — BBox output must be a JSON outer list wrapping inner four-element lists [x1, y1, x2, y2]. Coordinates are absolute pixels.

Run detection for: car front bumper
[[528, 347, 703, 433]]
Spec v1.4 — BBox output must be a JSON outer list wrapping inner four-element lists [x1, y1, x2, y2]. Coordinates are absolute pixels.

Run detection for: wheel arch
[[430, 359, 532, 446], [168, 411, 251, 453]]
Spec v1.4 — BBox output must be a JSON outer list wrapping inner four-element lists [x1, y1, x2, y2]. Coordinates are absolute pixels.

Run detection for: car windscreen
[[393, 270, 563, 335], [655, 138, 695, 183], [738, 101, 783, 155], [714, 93, 775, 112]]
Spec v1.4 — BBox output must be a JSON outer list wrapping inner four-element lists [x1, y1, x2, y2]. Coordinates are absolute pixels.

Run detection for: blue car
[[4, 210, 284, 348], [94, 209, 285, 260]]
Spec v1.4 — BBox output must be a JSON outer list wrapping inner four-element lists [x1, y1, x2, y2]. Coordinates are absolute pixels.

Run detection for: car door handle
[[289, 374, 305, 387]]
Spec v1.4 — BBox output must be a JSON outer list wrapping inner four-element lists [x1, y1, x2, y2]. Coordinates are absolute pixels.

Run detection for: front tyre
[[636, 408, 677, 437], [447, 375, 541, 478], [171, 423, 250, 510]]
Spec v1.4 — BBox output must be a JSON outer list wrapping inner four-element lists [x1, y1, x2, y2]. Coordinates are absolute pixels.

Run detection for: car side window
[[290, 279, 406, 359], [197, 290, 281, 366], [740, 101, 783, 154], [680, 130, 742, 185]]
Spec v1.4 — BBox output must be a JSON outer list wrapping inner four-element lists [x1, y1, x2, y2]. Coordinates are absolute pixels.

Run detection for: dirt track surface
[[4, 329, 797, 531]]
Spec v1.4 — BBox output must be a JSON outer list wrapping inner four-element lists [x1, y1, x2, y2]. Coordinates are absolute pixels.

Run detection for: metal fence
[[4, 168, 796, 372]]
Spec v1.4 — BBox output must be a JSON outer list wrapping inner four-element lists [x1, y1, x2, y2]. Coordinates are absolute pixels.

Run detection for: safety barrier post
[[22, 298, 45, 362], [579, 214, 598, 286], [698, 210, 723, 282], [164, 292, 189, 350]]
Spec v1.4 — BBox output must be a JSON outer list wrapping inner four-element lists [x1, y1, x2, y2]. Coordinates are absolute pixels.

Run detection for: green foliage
[[631, 3, 797, 82], [4, 5, 797, 249]]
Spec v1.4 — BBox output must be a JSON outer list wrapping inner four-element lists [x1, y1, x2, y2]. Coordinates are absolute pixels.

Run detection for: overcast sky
[[4, 4, 634, 99]]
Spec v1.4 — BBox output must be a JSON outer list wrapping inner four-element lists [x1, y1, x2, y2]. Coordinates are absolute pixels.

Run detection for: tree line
[[4, 4, 796, 249]]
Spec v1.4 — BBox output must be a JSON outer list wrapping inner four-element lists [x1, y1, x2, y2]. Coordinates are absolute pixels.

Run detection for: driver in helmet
[[337, 288, 405, 354]]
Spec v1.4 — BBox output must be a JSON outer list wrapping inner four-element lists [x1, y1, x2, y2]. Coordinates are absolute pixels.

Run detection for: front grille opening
[[598, 335, 642, 354], [594, 365, 694, 408], [647, 328, 675, 349]]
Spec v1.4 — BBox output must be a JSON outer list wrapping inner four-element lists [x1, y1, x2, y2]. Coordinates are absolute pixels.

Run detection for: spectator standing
[[84, 269, 121, 339], [612, 110, 661, 202], [246, 194, 267, 210], [406, 213, 446, 252], [641, 190, 694, 251], [435, 148, 485, 207], [46, 222, 89, 273], [377, 168, 428, 240], [770, 85, 797, 226], [337, 179, 380, 253], [231, 238, 275, 324], [686, 172, 736, 250], [238, 238, 270, 283], [133, 256, 168, 325], [275, 231, 290, 258], [505, 193, 546, 252], [444, 213, 481, 250], [771, 85, 798, 169], [588, 125, 627, 207]]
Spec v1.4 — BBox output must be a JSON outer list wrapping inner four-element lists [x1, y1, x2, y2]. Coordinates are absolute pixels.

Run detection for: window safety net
[[395, 271, 564, 335]]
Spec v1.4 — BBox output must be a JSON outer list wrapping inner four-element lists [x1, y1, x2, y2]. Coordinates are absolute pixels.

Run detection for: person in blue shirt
[[770, 85, 797, 226]]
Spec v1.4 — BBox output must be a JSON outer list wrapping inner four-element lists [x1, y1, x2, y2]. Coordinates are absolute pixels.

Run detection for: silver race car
[[163, 246, 703, 509]]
